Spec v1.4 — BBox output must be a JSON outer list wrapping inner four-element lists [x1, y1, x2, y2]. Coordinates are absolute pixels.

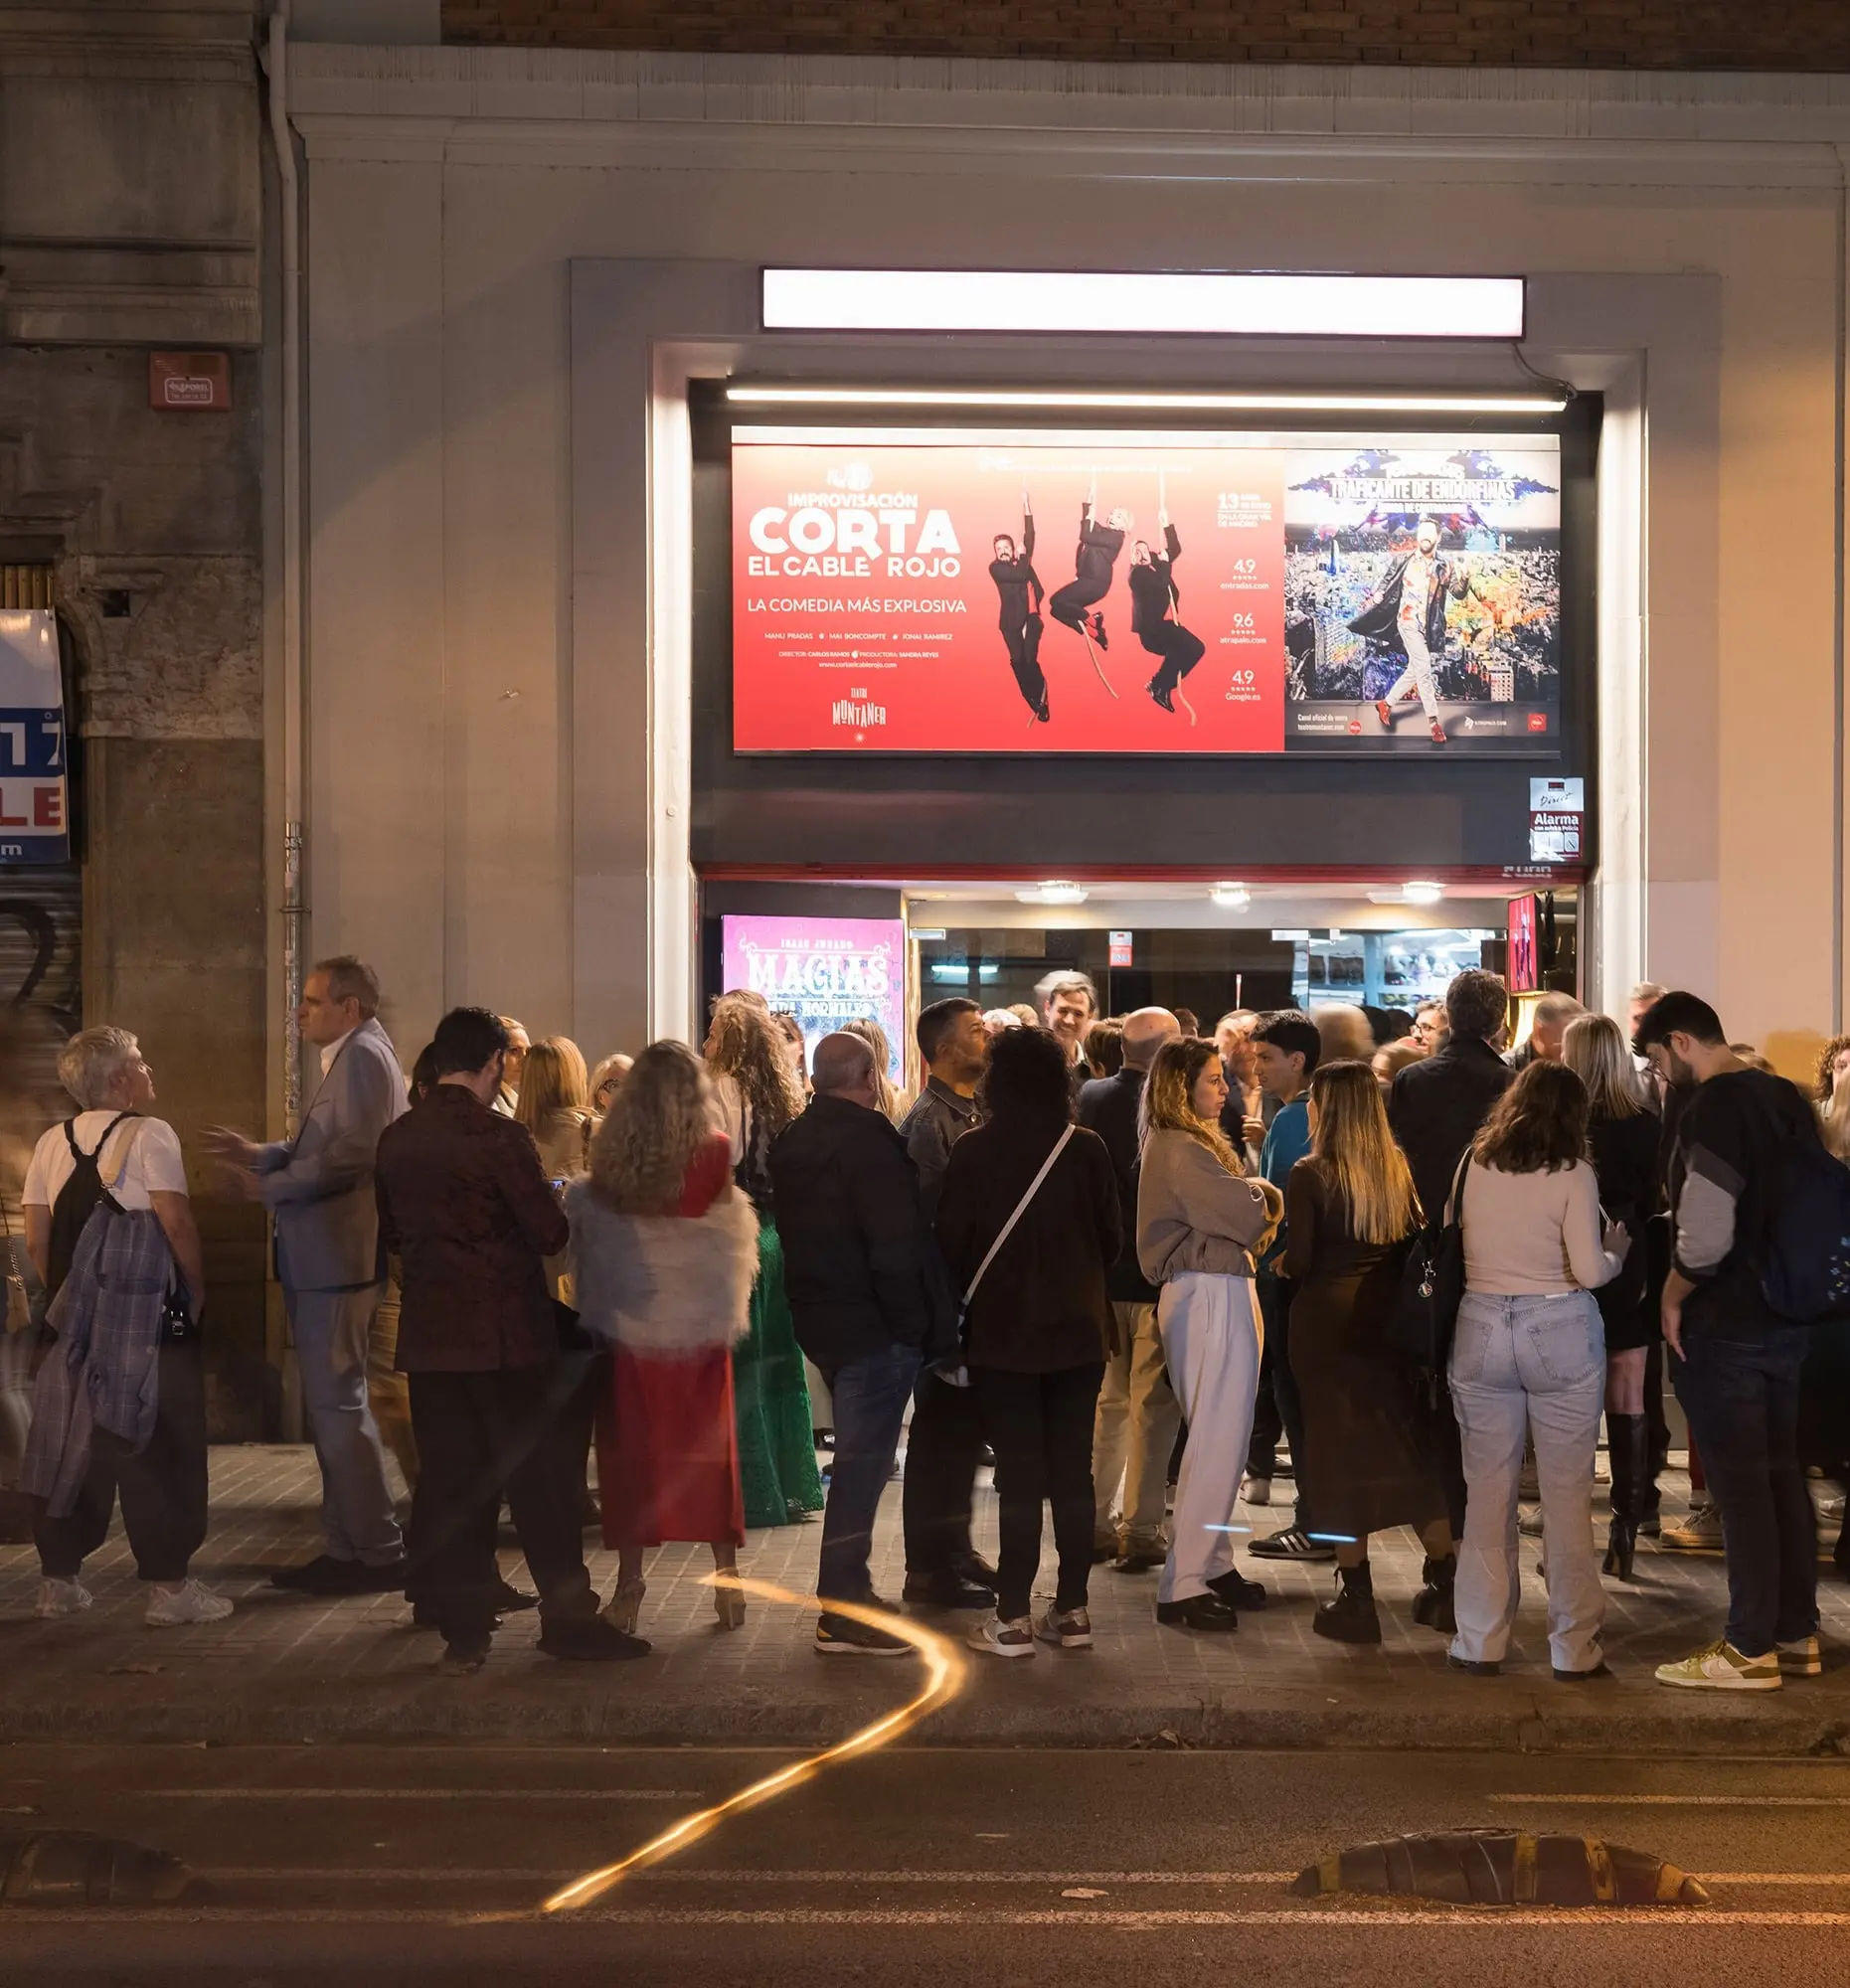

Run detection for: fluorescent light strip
[[761, 269, 1526, 340], [725, 386, 1567, 415]]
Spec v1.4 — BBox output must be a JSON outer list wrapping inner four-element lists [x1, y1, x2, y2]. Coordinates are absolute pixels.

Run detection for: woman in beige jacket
[[1137, 1038, 1282, 1632]]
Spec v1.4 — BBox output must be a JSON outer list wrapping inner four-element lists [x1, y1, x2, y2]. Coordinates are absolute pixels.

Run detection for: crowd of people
[[6, 951, 1844, 1691]]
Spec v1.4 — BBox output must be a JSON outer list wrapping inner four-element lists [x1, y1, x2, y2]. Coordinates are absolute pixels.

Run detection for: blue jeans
[[1674, 1323, 1817, 1658], [1448, 1290, 1605, 1673], [816, 1342, 923, 1605]]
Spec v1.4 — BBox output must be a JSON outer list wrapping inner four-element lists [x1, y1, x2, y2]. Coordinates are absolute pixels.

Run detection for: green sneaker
[[1655, 1638, 1781, 1691]]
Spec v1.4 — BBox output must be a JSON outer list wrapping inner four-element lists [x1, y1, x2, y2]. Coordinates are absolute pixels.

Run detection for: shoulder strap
[[961, 1124, 1076, 1308], [1445, 1148, 1473, 1228], [66, 1110, 136, 1166]]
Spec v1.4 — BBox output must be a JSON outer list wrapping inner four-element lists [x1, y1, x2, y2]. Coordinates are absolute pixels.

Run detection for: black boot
[[1410, 1552, 1457, 1632], [1603, 1411, 1648, 1581], [1313, 1562, 1381, 1645]]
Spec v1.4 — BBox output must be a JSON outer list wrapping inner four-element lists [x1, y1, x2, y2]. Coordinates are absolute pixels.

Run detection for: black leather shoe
[[1156, 1593, 1239, 1633], [353, 1556, 409, 1594], [497, 1580, 539, 1613], [903, 1572, 995, 1610], [957, 1556, 998, 1590], [1447, 1653, 1500, 1676], [1110, 1551, 1165, 1574], [538, 1616, 651, 1662], [270, 1554, 368, 1595], [1552, 1661, 1612, 1683], [1208, 1570, 1269, 1610]]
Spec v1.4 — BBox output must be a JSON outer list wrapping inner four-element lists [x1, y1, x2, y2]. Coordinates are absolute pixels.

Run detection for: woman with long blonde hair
[[841, 1017, 909, 1122], [1135, 1037, 1281, 1633], [1561, 1012, 1661, 1579], [569, 1041, 761, 1636], [703, 992, 824, 1529], [1281, 1061, 1454, 1643], [513, 1036, 593, 1183]]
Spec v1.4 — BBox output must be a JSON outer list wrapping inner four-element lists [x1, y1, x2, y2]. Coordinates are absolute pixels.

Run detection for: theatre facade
[[280, 42, 1848, 1078]]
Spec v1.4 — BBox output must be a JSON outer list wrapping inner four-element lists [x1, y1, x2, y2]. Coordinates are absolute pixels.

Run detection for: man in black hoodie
[[769, 1033, 956, 1656]]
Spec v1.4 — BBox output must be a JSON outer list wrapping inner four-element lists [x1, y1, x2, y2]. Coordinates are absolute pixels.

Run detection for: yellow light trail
[[542, 1575, 969, 1914]]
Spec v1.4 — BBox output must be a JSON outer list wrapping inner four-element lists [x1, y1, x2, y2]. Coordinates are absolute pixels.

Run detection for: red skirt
[[597, 1344, 745, 1549]]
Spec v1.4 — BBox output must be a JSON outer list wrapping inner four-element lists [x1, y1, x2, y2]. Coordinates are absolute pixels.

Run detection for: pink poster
[[719, 915, 906, 1078]]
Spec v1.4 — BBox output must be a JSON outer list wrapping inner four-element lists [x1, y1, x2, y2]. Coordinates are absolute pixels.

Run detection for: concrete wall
[[0, 1, 269, 1434], [287, 48, 1849, 1078]]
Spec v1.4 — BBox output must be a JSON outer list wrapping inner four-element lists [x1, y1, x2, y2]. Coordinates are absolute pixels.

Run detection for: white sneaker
[[36, 1576, 91, 1619], [1034, 1604, 1093, 1650], [1655, 1638, 1781, 1691], [1241, 1474, 1272, 1507], [1659, 1502, 1725, 1552], [145, 1578, 234, 1627], [1777, 1634, 1823, 1679], [966, 1611, 1036, 1658]]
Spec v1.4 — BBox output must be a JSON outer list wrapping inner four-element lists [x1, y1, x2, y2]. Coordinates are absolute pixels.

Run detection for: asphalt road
[[5, 1741, 1850, 1984]]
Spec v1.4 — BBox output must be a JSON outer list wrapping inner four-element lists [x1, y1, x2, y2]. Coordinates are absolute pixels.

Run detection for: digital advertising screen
[[718, 915, 906, 1079], [1506, 895, 1541, 994], [731, 425, 1562, 756]]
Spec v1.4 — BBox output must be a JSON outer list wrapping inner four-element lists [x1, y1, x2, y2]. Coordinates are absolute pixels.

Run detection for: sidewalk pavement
[[2, 1445, 1848, 1756]]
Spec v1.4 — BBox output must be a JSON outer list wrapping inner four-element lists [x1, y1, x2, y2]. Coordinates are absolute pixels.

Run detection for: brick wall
[[441, 2, 1850, 70]]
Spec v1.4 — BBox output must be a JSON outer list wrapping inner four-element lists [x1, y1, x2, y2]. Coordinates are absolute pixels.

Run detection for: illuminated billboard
[[731, 426, 1562, 756]]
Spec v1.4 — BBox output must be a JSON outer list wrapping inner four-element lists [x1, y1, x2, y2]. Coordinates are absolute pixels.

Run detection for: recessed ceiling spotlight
[[1016, 881, 1090, 906], [1404, 881, 1445, 906], [1211, 883, 1252, 910]]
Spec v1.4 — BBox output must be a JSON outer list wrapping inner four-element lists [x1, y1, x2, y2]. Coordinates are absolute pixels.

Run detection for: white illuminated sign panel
[[760, 269, 1526, 341]]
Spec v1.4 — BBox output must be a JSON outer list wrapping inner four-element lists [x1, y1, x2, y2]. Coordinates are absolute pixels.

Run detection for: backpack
[[1760, 1134, 1850, 1324], [45, 1112, 138, 1301]]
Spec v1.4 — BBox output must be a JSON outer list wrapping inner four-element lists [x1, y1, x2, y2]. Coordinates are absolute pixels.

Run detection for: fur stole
[[566, 1179, 761, 1357]]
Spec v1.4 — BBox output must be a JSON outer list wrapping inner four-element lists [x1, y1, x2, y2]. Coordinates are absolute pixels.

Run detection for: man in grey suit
[[207, 956, 408, 1593]]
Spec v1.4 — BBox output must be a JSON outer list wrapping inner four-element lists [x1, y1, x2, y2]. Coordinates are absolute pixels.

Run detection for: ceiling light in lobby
[[1016, 881, 1090, 906]]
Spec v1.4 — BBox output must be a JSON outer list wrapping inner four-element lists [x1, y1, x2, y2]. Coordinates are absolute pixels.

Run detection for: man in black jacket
[[896, 999, 994, 1610], [770, 1033, 957, 1657], [1080, 1007, 1182, 1571], [1388, 968, 1514, 1227], [1387, 966, 1513, 1552], [989, 494, 1049, 721], [1128, 512, 1207, 714]]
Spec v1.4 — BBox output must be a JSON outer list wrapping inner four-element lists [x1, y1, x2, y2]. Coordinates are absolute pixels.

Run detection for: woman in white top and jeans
[[1447, 1060, 1628, 1681]]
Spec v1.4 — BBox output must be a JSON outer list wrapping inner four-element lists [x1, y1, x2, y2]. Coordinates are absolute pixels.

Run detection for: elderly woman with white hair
[[19, 1025, 227, 1626]]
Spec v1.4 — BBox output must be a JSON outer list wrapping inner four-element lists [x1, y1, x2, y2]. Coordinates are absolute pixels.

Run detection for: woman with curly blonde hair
[[1815, 1035, 1850, 1161], [570, 1041, 761, 1635], [1136, 1037, 1281, 1633], [704, 993, 824, 1528]]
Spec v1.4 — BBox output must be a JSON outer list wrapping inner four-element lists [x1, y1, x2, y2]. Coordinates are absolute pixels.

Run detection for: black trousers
[[1141, 622, 1207, 693], [36, 1341, 208, 1584], [1001, 611, 1047, 711], [1049, 575, 1109, 633], [406, 1362, 597, 1645], [970, 1361, 1104, 1621], [902, 1367, 983, 1576]]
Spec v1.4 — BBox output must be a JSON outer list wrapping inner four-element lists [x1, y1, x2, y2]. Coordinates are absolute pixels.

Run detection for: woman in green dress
[[706, 992, 825, 1528]]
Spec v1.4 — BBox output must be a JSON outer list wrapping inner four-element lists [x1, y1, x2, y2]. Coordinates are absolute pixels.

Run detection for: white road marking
[[11, 1906, 1850, 1927], [199, 1868, 1296, 1886], [140, 1788, 699, 1801], [185, 1867, 1850, 1890], [1491, 1795, 1850, 1807]]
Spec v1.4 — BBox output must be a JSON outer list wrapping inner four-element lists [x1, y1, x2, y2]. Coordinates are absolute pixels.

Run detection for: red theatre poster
[[731, 426, 1562, 757], [731, 428, 1285, 753]]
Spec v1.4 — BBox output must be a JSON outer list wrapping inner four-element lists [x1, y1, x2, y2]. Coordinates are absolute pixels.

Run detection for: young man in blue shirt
[[1245, 1011, 1329, 1564]]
